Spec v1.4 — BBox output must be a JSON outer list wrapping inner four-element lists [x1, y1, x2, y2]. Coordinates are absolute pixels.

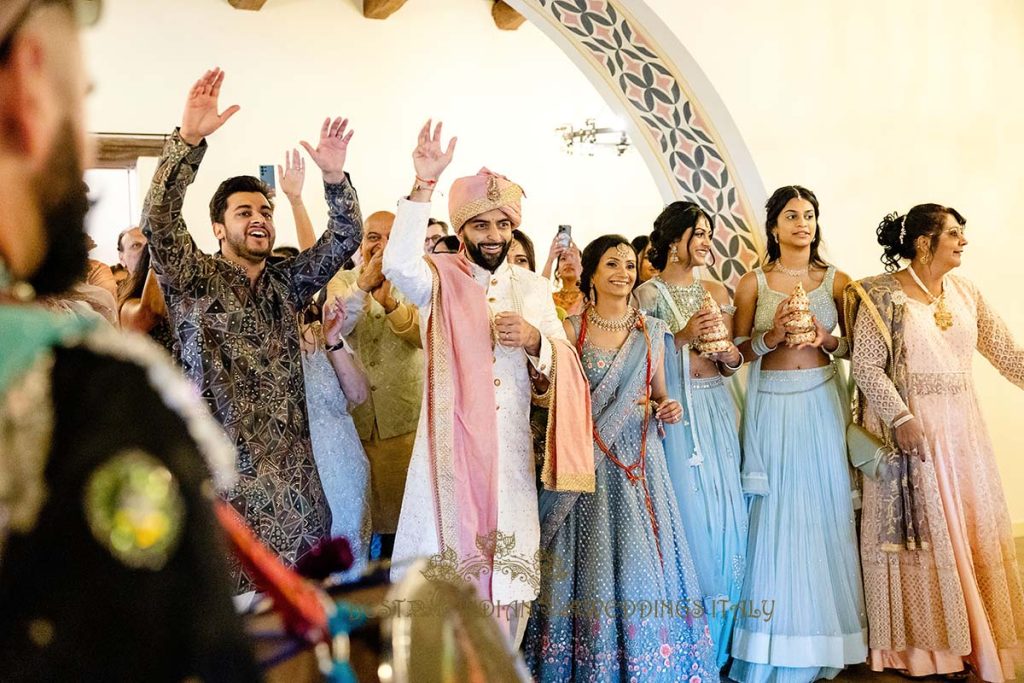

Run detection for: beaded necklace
[[586, 305, 638, 331]]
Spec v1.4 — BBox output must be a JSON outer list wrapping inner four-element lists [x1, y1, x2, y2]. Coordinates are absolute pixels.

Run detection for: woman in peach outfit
[[847, 203, 1024, 682]]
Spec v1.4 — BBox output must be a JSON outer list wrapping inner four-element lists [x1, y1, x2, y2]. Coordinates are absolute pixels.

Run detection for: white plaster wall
[[644, 0, 1024, 527], [82, 0, 662, 266]]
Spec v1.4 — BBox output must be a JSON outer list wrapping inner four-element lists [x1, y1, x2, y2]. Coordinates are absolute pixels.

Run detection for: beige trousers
[[361, 424, 416, 534]]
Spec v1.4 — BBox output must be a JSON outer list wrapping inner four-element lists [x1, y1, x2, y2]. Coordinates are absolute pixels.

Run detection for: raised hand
[[544, 235, 567, 267], [412, 119, 457, 182], [180, 68, 240, 146], [277, 148, 305, 201], [323, 297, 348, 348], [301, 117, 354, 185]]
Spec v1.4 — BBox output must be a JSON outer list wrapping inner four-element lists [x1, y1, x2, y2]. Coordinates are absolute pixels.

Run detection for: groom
[[382, 121, 593, 644]]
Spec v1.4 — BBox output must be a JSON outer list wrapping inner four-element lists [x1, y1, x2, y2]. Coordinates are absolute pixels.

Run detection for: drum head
[[380, 560, 526, 683]]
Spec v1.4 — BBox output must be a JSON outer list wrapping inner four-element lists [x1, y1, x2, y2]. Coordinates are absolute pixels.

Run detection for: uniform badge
[[83, 450, 185, 570]]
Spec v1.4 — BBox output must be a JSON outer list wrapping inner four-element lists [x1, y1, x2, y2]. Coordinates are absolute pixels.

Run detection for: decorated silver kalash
[[241, 551, 530, 682]]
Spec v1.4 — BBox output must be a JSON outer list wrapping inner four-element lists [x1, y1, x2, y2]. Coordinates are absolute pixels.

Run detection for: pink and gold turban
[[448, 168, 525, 232]]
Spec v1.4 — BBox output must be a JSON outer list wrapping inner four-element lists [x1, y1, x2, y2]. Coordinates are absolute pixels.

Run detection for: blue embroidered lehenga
[[637, 276, 749, 669], [523, 313, 717, 682]]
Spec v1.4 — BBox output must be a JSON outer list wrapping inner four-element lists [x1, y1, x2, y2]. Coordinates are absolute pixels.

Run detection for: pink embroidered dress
[[851, 274, 1024, 681]]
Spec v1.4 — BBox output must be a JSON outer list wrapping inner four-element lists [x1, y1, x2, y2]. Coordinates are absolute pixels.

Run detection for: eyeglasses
[[943, 226, 967, 240], [1, 0, 102, 60]]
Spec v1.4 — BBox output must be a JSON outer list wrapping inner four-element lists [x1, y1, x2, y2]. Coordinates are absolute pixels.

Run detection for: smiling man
[[382, 122, 593, 647], [142, 68, 363, 593]]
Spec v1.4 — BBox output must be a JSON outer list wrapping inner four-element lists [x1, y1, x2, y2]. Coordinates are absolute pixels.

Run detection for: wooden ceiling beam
[[227, 0, 268, 10], [492, 1, 525, 31], [363, 0, 409, 20], [89, 133, 168, 169]]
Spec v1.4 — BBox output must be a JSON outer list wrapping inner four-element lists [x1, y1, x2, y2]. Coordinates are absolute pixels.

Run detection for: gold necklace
[[907, 265, 953, 331], [772, 262, 809, 278], [586, 305, 637, 331]]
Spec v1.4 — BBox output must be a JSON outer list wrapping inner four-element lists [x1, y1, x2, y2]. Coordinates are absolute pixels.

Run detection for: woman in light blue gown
[[300, 296, 371, 581], [524, 235, 717, 683], [728, 186, 866, 683], [636, 201, 749, 670]]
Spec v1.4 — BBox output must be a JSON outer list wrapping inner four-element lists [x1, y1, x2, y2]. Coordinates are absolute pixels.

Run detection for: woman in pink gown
[[847, 203, 1024, 681]]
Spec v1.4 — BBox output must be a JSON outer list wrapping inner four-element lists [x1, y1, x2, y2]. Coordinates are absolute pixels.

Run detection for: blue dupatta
[[538, 315, 657, 549]]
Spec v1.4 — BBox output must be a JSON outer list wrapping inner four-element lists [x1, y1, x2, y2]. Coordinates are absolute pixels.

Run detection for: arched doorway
[[508, 0, 766, 288]]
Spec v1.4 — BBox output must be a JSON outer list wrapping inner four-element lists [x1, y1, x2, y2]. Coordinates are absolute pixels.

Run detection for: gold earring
[[921, 252, 931, 266], [589, 284, 597, 303], [669, 245, 680, 263]]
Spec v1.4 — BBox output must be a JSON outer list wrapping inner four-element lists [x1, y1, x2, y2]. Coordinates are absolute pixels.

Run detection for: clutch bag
[[846, 422, 890, 480]]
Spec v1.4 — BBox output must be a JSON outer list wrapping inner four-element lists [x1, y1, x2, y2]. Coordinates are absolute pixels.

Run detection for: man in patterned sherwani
[[142, 68, 363, 592]]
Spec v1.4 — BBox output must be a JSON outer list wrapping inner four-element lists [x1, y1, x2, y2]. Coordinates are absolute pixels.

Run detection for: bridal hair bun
[[876, 204, 967, 273]]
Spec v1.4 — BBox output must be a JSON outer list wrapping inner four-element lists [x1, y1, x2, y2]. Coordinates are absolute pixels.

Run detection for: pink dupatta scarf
[[424, 255, 500, 599], [423, 255, 594, 601]]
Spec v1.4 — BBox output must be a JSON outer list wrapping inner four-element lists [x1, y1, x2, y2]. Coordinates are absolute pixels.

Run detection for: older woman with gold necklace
[[847, 204, 1024, 682]]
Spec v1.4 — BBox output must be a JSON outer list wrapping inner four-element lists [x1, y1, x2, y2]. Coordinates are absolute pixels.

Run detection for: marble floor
[[831, 535, 1024, 682]]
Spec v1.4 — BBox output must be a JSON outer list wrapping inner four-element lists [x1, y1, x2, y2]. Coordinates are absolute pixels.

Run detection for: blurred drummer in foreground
[[0, 1, 257, 679]]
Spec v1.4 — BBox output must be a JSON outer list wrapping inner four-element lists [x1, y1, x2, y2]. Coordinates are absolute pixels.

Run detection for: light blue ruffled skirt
[[728, 366, 866, 683], [682, 376, 749, 669]]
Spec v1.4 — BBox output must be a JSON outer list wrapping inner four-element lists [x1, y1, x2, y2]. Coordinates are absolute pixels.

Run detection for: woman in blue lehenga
[[524, 235, 717, 683], [635, 202, 749, 670], [728, 186, 866, 682]]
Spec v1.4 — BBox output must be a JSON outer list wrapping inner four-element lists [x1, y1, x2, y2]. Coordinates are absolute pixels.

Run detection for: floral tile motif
[[531, 0, 763, 291]]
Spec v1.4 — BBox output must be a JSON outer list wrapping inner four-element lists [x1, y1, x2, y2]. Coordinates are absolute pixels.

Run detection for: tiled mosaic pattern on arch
[[531, 0, 762, 290]]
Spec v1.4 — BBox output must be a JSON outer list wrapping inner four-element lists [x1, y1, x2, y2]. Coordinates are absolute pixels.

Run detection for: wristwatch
[[326, 338, 348, 353]]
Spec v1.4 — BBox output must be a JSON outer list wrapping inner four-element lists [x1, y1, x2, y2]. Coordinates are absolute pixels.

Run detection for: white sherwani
[[382, 198, 565, 604]]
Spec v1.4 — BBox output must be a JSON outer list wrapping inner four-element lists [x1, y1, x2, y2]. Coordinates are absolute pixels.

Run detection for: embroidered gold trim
[[539, 343, 558, 491], [451, 184, 524, 231], [424, 259, 459, 553], [908, 372, 970, 396], [847, 280, 893, 352], [0, 354, 55, 547], [551, 472, 596, 493]]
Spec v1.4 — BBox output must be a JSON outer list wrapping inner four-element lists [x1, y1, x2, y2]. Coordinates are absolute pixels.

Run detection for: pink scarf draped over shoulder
[[423, 255, 593, 601]]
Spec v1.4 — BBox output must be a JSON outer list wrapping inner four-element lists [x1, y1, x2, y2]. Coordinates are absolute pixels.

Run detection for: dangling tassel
[[317, 602, 369, 683]]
